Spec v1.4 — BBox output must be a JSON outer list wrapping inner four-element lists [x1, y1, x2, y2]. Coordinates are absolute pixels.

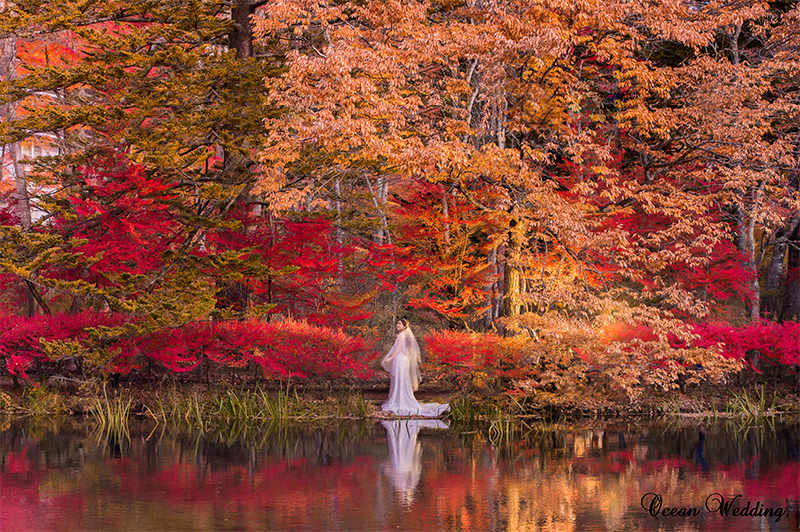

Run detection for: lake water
[[1, 416, 798, 531]]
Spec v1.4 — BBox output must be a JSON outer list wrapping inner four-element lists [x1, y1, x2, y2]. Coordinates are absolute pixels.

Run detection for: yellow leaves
[[253, 0, 798, 345], [363, 0, 429, 26], [254, 0, 348, 38], [259, 186, 314, 211], [590, 164, 613, 176], [257, 0, 593, 183]]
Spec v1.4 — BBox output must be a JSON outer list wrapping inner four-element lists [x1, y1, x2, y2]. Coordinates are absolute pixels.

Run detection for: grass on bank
[[90, 386, 132, 439], [112, 383, 377, 430], [726, 385, 783, 420], [445, 396, 532, 445], [1, 379, 799, 428]]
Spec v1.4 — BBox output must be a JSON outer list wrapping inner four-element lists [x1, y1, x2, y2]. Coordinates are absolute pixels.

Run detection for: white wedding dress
[[381, 327, 449, 417]]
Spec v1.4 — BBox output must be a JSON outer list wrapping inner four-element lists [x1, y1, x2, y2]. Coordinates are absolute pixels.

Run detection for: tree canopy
[[0, 0, 798, 393]]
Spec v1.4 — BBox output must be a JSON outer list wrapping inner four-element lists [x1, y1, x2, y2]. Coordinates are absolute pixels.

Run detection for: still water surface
[[1, 416, 798, 531]]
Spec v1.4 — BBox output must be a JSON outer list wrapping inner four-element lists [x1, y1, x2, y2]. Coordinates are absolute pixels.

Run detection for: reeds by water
[[726, 385, 783, 421], [89, 384, 132, 442], [149, 384, 375, 429], [446, 396, 532, 446]]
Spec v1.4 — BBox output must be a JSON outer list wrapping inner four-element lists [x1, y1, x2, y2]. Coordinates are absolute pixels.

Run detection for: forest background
[[0, 0, 798, 411]]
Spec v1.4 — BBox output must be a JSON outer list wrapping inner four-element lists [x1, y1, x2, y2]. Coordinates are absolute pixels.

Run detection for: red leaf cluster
[[0, 311, 126, 379], [51, 159, 180, 282], [0, 313, 376, 381], [423, 329, 535, 388], [692, 320, 800, 368]]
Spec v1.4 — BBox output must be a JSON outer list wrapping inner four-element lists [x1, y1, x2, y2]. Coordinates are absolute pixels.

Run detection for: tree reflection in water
[[0, 417, 798, 531]]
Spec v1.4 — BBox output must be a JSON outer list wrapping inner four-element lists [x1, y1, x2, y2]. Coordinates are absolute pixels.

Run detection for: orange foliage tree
[[1, 0, 798, 391], [251, 0, 800, 392]]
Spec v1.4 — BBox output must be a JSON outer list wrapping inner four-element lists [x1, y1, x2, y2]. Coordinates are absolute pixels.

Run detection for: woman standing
[[381, 320, 448, 417]]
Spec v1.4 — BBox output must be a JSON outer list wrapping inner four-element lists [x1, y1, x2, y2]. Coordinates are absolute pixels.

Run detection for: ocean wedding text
[[641, 493, 786, 523]]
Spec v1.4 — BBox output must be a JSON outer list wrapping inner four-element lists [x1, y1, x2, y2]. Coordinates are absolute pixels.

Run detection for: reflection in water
[[382, 419, 448, 505], [784, 428, 799, 460], [694, 430, 709, 471], [1, 417, 798, 531]]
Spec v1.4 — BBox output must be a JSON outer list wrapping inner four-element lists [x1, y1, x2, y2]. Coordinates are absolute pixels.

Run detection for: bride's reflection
[[382, 419, 449, 505]]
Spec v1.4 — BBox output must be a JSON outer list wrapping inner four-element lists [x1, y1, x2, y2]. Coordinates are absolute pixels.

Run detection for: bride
[[381, 319, 449, 417]]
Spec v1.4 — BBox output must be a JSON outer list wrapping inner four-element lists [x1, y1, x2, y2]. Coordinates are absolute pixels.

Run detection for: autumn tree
[[0, 0, 298, 379], [392, 180, 498, 328], [621, 0, 800, 323], [0, 0, 278, 321], [2, 0, 796, 389], [253, 0, 796, 392]]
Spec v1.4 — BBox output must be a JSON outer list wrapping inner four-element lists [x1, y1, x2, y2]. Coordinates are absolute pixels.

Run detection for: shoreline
[[2, 377, 798, 425]]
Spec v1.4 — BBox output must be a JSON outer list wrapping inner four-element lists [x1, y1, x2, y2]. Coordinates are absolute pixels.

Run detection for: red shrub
[[424, 330, 536, 389], [0, 312, 127, 379], [0, 314, 377, 381], [692, 320, 800, 369]]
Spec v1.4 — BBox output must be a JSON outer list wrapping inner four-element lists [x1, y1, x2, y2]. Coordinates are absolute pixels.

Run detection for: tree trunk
[[11, 141, 30, 229], [736, 201, 761, 321], [484, 246, 498, 330], [780, 148, 800, 322], [502, 218, 523, 326], [212, 3, 258, 316], [761, 226, 789, 318], [781, 220, 800, 322], [366, 175, 391, 245], [1, 32, 35, 316], [229, 0, 254, 59]]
